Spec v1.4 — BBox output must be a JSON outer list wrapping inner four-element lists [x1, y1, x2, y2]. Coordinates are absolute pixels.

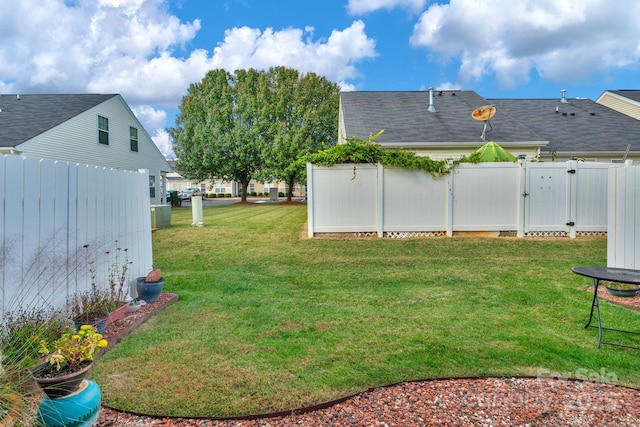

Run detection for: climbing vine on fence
[[295, 130, 480, 177]]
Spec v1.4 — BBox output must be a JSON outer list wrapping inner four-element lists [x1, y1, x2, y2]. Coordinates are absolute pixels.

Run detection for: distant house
[[0, 94, 171, 204], [339, 89, 640, 163], [166, 161, 305, 198], [596, 90, 640, 121]]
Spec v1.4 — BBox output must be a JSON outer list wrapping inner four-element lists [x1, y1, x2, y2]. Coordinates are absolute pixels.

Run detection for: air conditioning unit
[[150, 205, 171, 229]]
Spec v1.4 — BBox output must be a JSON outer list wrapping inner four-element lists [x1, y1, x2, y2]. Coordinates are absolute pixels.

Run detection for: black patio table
[[572, 266, 640, 349]]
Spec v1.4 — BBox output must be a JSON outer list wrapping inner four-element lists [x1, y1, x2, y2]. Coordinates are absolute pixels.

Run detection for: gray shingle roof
[[340, 90, 545, 146], [0, 94, 117, 148], [341, 91, 640, 154], [489, 97, 640, 153]]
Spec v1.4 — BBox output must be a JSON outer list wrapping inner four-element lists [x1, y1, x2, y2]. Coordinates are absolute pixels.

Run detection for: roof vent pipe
[[428, 87, 436, 113], [560, 89, 567, 103]]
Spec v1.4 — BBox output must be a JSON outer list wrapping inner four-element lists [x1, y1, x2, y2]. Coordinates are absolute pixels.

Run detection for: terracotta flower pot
[[106, 302, 129, 326]]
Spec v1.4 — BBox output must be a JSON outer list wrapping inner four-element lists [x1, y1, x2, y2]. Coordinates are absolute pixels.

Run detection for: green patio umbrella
[[473, 141, 517, 162]]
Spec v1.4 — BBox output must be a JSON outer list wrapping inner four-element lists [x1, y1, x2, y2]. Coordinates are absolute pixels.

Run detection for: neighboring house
[[339, 89, 640, 164], [166, 161, 306, 198], [596, 90, 640, 121], [0, 94, 171, 204]]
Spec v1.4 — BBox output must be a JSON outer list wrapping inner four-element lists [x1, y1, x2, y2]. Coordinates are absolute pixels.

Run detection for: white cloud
[[410, 0, 640, 88], [210, 21, 377, 84], [435, 82, 461, 91], [0, 1, 376, 101], [0, 0, 378, 158], [347, 0, 427, 15], [150, 129, 174, 160], [131, 105, 175, 158], [132, 105, 166, 135], [0, 0, 201, 97]]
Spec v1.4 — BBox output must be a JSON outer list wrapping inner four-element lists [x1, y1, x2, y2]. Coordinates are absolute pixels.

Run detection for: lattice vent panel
[[385, 231, 447, 239]]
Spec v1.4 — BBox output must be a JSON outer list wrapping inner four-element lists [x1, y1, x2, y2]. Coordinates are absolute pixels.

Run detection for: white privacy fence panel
[[452, 163, 521, 231], [1, 154, 153, 316], [382, 168, 448, 232], [608, 163, 640, 269], [307, 160, 613, 238], [307, 163, 378, 233], [575, 162, 609, 231]]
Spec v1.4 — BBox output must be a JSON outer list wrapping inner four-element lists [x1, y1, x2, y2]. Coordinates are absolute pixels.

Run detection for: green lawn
[[93, 204, 640, 417]]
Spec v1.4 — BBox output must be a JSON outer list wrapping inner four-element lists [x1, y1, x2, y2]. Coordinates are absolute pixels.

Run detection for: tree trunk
[[240, 180, 249, 202], [286, 178, 295, 201]]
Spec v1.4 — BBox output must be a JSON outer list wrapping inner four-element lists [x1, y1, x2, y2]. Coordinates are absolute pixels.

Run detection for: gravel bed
[[95, 289, 640, 426]]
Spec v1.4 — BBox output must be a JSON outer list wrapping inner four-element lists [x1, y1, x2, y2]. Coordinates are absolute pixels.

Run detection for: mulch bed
[[101, 292, 178, 347], [586, 283, 640, 312], [95, 290, 640, 426]]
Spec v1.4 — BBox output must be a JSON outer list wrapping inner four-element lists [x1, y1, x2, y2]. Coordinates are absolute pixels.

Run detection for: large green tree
[[260, 67, 340, 201], [170, 67, 340, 202], [169, 68, 270, 202]]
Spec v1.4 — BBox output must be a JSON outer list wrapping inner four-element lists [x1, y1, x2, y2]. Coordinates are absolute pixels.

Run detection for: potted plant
[[136, 266, 164, 303], [32, 324, 108, 398], [0, 307, 70, 395], [604, 281, 640, 298], [0, 307, 69, 426], [67, 285, 112, 334], [33, 325, 106, 426]]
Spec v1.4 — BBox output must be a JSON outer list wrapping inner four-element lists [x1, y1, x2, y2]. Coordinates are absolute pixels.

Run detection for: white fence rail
[[1, 154, 153, 316], [608, 162, 640, 269], [307, 160, 613, 238]]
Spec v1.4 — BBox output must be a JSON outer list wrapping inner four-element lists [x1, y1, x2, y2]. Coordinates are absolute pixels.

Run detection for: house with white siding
[[0, 94, 171, 204], [596, 90, 640, 121]]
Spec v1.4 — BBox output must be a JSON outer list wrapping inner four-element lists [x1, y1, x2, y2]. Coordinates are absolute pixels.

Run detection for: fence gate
[[524, 160, 610, 237]]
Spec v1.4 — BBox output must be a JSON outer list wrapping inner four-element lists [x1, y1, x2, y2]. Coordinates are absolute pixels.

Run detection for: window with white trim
[[130, 127, 138, 152], [98, 115, 109, 145]]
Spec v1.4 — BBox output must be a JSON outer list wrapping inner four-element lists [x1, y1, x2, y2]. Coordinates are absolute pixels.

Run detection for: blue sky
[[1, 0, 639, 158]]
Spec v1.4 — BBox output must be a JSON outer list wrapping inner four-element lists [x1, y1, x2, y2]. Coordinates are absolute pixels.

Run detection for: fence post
[[568, 159, 578, 239], [306, 162, 314, 238], [517, 160, 526, 237], [377, 163, 384, 237], [446, 171, 454, 237], [607, 162, 639, 268]]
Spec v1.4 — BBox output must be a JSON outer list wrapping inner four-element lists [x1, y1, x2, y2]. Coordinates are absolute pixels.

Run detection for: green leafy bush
[[295, 130, 480, 177], [169, 191, 182, 207]]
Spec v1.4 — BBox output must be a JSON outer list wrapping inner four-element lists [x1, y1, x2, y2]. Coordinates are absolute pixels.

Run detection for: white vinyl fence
[[608, 162, 640, 269], [307, 160, 614, 238], [0, 154, 154, 316]]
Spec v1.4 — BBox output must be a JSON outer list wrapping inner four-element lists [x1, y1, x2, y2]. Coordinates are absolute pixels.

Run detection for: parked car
[[178, 188, 202, 200]]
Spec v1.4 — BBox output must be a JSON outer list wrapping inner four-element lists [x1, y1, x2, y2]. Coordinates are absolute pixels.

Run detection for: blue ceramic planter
[[37, 379, 101, 427], [136, 276, 164, 302]]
